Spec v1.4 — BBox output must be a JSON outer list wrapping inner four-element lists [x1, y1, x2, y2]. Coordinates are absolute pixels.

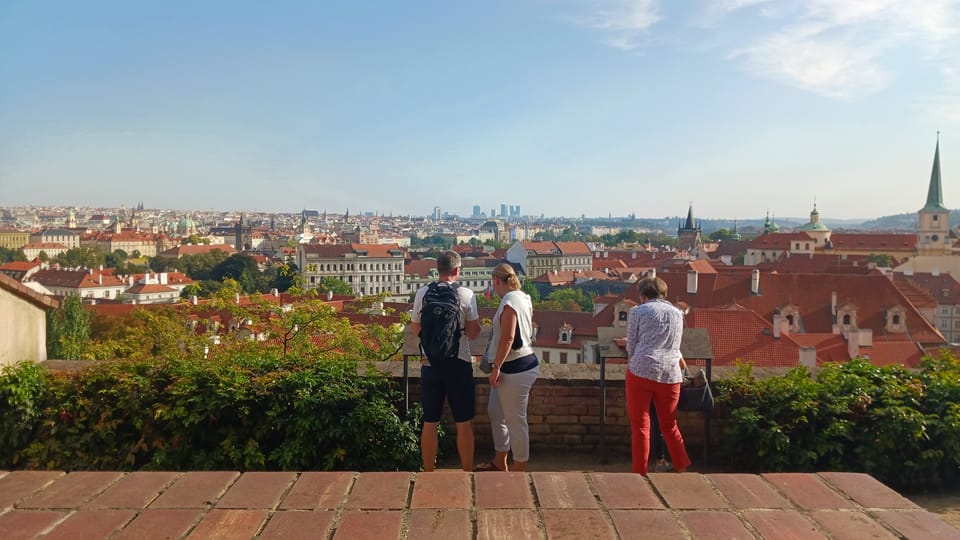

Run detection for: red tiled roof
[[827, 233, 916, 251], [404, 260, 435, 278], [553, 241, 592, 255], [0, 261, 42, 271], [746, 232, 814, 249], [31, 268, 126, 289], [301, 243, 402, 258], [638, 271, 944, 346], [521, 241, 560, 255], [0, 272, 60, 310], [687, 308, 803, 367], [125, 283, 178, 294]]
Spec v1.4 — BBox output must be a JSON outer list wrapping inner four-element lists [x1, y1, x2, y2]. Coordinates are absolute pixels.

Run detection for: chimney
[[687, 270, 698, 294], [327, 290, 334, 301], [191, 295, 198, 305], [98, 274, 102, 285], [160, 272, 168, 285], [750, 269, 760, 294], [831, 291, 837, 317], [773, 312, 781, 338], [799, 346, 817, 368], [780, 317, 790, 337], [271, 288, 279, 297], [235, 293, 241, 304], [847, 330, 860, 359], [129, 276, 134, 286]]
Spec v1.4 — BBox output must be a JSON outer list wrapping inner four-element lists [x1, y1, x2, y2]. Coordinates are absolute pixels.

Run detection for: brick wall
[[382, 361, 721, 456]]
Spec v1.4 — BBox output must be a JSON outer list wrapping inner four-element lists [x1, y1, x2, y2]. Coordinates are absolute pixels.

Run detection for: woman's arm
[[489, 305, 518, 387], [625, 309, 638, 358]]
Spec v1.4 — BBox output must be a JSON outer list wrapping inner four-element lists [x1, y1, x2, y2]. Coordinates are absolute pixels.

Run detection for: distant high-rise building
[[472, 205, 481, 218], [500, 204, 507, 218], [509, 205, 520, 218], [433, 206, 442, 220]]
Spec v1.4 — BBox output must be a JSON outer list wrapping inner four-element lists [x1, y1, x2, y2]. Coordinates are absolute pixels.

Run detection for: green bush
[[716, 355, 960, 491], [0, 355, 421, 472]]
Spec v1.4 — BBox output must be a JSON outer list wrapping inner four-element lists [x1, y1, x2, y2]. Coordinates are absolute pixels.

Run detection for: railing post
[[402, 354, 410, 419], [598, 344, 607, 465]]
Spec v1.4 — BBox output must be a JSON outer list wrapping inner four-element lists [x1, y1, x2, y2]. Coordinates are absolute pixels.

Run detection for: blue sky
[[1, 0, 958, 220]]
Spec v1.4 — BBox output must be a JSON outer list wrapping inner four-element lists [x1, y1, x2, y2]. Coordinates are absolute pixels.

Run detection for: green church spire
[[923, 133, 947, 211]]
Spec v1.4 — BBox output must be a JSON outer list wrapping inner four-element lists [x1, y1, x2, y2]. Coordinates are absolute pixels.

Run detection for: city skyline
[[1, 1, 958, 219]]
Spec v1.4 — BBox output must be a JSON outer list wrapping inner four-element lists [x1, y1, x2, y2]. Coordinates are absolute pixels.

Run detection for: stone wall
[[381, 361, 724, 457]]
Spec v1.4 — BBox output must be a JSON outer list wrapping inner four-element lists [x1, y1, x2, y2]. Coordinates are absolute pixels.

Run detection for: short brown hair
[[437, 251, 461, 274], [638, 276, 668, 299]]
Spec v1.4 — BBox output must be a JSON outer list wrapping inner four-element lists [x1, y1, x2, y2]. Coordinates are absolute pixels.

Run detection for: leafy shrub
[[0, 355, 421, 472], [716, 355, 960, 491]]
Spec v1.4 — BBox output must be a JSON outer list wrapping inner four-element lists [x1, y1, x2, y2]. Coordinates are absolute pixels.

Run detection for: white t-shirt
[[485, 289, 535, 364], [411, 281, 479, 363]]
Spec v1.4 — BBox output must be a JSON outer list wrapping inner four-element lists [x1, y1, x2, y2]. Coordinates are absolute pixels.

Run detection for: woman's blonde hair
[[492, 263, 521, 290]]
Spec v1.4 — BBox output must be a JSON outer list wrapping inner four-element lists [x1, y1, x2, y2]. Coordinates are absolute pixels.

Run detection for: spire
[[923, 133, 947, 211], [684, 203, 696, 230]]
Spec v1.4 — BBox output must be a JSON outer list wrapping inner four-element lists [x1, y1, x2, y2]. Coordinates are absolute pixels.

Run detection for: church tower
[[917, 135, 950, 255], [677, 204, 702, 251], [235, 213, 253, 252]]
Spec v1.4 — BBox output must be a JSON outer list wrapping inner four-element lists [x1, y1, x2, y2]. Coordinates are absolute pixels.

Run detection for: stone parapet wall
[[382, 361, 729, 455]]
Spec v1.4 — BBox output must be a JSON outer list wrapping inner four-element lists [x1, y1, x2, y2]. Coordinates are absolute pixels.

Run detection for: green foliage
[[210, 254, 260, 293], [104, 249, 128, 269], [46, 294, 91, 360], [542, 287, 594, 312], [0, 247, 27, 263], [521, 278, 541, 304], [0, 355, 421, 471], [316, 276, 352, 296], [174, 250, 231, 281], [866, 253, 894, 267], [55, 247, 105, 269], [717, 356, 960, 491]]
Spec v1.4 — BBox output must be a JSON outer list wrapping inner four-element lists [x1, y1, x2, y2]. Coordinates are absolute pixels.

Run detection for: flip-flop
[[473, 462, 504, 472]]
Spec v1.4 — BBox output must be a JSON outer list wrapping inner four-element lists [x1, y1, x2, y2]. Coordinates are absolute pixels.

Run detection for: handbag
[[678, 367, 714, 412]]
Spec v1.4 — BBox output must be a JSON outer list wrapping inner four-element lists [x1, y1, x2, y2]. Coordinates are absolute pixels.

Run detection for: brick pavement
[[0, 470, 957, 539]]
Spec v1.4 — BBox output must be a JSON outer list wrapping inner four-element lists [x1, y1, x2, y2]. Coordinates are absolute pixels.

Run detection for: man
[[410, 251, 482, 472]]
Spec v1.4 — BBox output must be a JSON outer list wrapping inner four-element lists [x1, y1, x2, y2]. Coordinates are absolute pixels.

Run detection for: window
[[542, 351, 550, 363], [843, 314, 851, 325], [560, 352, 568, 364], [618, 311, 628, 321], [892, 315, 901, 325]]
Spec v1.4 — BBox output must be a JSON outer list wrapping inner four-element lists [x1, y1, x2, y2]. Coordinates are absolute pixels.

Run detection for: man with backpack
[[410, 251, 482, 472]]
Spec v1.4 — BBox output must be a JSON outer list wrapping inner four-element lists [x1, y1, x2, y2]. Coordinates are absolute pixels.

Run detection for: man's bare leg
[[455, 420, 474, 472], [422, 422, 439, 472]]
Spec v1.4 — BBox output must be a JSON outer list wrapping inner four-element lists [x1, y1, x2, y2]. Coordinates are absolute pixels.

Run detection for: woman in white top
[[476, 263, 539, 472]]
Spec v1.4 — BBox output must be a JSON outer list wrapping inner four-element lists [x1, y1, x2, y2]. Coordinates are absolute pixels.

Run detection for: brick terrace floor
[[1, 470, 958, 539]]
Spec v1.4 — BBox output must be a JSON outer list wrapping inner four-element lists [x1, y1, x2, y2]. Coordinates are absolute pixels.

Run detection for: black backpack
[[419, 282, 462, 367]]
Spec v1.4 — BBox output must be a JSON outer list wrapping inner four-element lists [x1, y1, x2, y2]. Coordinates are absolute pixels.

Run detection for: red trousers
[[625, 370, 691, 475]]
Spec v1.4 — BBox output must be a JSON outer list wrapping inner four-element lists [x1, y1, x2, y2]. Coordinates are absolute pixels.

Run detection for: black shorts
[[421, 361, 475, 423]]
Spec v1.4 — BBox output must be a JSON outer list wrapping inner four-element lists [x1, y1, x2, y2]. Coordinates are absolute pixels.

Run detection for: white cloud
[[716, 0, 960, 97], [575, 0, 662, 50], [922, 64, 960, 123], [730, 31, 889, 98]]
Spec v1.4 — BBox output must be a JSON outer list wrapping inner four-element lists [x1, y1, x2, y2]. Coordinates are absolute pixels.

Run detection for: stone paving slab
[[86, 471, 180, 509], [1, 470, 956, 539], [40, 508, 136, 540], [474, 471, 533, 509], [17, 471, 121, 509]]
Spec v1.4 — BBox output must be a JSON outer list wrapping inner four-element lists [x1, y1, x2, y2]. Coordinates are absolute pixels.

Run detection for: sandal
[[473, 462, 505, 472]]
